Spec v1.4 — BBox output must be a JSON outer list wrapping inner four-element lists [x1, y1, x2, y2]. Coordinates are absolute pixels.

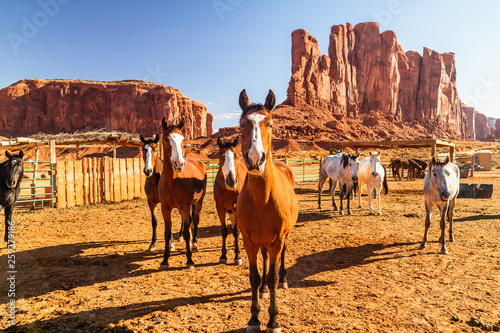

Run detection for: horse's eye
[[267, 123, 273, 129], [433, 173, 437, 177]]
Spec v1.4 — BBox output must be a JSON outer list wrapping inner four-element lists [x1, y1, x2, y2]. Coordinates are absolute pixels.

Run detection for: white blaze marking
[[247, 113, 266, 165], [222, 149, 236, 181], [169, 133, 185, 167], [144, 144, 153, 173], [371, 155, 380, 175]]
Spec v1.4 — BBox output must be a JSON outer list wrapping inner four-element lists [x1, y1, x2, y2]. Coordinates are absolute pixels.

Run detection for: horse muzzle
[[7, 180, 17, 189], [372, 172, 379, 177], [352, 176, 358, 182], [440, 191, 451, 201], [143, 168, 153, 177], [172, 160, 186, 172], [244, 152, 266, 174], [225, 176, 237, 190]]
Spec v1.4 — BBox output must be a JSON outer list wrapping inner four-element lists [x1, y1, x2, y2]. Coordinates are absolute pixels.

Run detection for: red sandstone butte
[[283, 21, 468, 138], [462, 103, 494, 140], [0, 79, 212, 139]]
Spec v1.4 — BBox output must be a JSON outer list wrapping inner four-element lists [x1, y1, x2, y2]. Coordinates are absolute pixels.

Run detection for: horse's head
[[369, 151, 382, 177], [341, 153, 359, 182], [140, 134, 160, 177], [161, 117, 186, 172], [238, 89, 275, 175], [217, 136, 240, 190], [3, 150, 24, 189], [429, 155, 452, 201]]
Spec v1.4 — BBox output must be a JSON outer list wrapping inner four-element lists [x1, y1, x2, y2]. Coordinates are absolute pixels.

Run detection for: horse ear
[[140, 134, 146, 144], [264, 89, 275, 111], [178, 118, 185, 130], [5, 151, 12, 159], [431, 156, 437, 165], [444, 155, 450, 165], [162, 117, 168, 130], [239, 89, 249, 111], [19, 150, 24, 159], [153, 134, 160, 143], [377, 151, 381, 156], [233, 136, 239, 147], [217, 137, 223, 148]]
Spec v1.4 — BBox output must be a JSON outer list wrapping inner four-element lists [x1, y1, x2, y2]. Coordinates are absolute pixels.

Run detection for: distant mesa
[[0, 79, 212, 139]]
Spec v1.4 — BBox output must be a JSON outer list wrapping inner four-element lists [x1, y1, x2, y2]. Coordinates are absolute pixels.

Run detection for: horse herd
[[0, 90, 461, 333]]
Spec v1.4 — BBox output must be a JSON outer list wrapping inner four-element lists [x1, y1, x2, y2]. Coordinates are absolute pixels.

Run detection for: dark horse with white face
[[1, 151, 24, 242]]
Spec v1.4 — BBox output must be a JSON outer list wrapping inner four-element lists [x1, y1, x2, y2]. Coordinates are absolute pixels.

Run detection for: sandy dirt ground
[[1, 171, 499, 332]]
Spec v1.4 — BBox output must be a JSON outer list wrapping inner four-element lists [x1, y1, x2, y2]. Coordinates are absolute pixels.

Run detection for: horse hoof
[[418, 243, 426, 250], [266, 327, 281, 333], [339, 211, 344, 216], [378, 212, 382, 216], [234, 258, 243, 266], [441, 248, 449, 255], [317, 205, 322, 210], [280, 282, 289, 289], [169, 244, 176, 252], [218, 258, 227, 264], [191, 244, 199, 252], [246, 325, 262, 333], [159, 264, 169, 271], [358, 205, 362, 208], [347, 210, 352, 215], [147, 246, 156, 252], [186, 264, 196, 269], [333, 207, 338, 211], [368, 212, 374, 216], [449, 237, 455, 242], [259, 291, 269, 299]]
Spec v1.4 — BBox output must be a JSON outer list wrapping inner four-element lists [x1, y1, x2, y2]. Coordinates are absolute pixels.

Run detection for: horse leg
[[216, 203, 229, 264], [279, 241, 289, 289], [317, 172, 327, 209], [159, 204, 173, 270], [331, 180, 338, 211], [448, 197, 456, 242], [181, 206, 195, 268], [338, 182, 344, 215], [242, 235, 262, 333], [4, 205, 12, 243], [259, 246, 270, 298], [147, 199, 158, 252], [232, 213, 242, 265], [175, 218, 184, 240], [367, 185, 374, 215], [376, 184, 382, 215], [346, 184, 352, 215], [439, 202, 449, 254], [191, 203, 200, 252], [419, 200, 432, 250], [357, 182, 363, 208], [266, 243, 284, 333]]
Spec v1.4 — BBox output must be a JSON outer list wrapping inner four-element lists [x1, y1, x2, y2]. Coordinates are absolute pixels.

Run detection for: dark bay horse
[[237, 89, 298, 333], [1, 151, 24, 242], [213, 136, 247, 265], [157, 118, 207, 270], [389, 158, 421, 181], [140, 134, 182, 252]]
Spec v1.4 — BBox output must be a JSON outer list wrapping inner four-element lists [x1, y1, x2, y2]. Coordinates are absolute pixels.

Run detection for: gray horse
[[419, 156, 459, 254]]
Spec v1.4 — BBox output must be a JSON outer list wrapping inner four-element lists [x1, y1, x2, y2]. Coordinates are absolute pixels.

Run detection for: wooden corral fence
[[55, 157, 146, 208]]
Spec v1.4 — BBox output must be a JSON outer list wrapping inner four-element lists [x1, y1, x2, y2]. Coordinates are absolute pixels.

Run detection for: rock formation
[[462, 104, 495, 140], [496, 119, 500, 139], [0, 79, 212, 139], [283, 22, 468, 138]]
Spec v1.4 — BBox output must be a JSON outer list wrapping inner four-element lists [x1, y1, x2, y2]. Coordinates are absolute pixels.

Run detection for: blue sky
[[1, 0, 499, 131]]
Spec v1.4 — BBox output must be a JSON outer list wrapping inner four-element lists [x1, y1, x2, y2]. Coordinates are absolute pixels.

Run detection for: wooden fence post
[[103, 156, 110, 201], [56, 161, 66, 208], [74, 160, 84, 206], [49, 140, 56, 208]]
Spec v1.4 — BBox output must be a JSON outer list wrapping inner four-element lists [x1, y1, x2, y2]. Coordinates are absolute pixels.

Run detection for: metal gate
[[17, 161, 55, 210]]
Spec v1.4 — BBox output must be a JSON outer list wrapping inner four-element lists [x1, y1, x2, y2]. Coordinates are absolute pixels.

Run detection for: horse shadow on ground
[[288, 242, 418, 288], [454, 214, 500, 223], [4, 289, 251, 333], [0, 239, 218, 302]]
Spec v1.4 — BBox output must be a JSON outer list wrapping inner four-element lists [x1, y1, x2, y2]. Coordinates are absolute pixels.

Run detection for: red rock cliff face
[[462, 104, 494, 140], [0, 79, 212, 139], [284, 22, 468, 138]]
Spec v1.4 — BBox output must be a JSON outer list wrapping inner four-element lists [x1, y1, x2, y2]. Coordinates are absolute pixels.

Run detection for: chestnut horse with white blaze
[[420, 156, 459, 255], [213, 136, 247, 265], [157, 118, 207, 270], [237, 89, 298, 333], [139, 134, 182, 252], [357, 151, 388, 215]]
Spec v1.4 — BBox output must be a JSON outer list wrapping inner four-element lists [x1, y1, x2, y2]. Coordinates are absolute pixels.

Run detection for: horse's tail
[[382, 165, 389, 195]]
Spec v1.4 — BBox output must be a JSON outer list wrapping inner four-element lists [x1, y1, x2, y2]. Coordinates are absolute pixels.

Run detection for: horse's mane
[[341, 154, 349, 169]]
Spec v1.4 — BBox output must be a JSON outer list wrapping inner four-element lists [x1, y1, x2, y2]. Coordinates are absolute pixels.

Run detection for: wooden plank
[[126, 159, 134, 199], [83, 158, 90, 205], [97, 158, 103, 203], [103, 156, 111, 202], [113, 158, 121, 202], [133, 158, 141, 198], [92, 157, 98, 203], [74, 160, 84, 206], [56, 161, 66, 208], [65, 161, 75, 207], [87, 158, 94, 204], [120, 159, 128, 200]]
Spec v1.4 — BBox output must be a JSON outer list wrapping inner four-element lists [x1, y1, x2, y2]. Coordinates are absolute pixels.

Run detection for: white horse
[[357, 151, 388, 215], [419, 156, 459, 255], [318, 152, 359, 215]]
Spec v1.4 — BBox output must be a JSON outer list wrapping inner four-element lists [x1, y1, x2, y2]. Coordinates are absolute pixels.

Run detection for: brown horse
[[213, 136, 246, 265], [139, 134, 183, 252], [157, 118, 207, 270], [390, 158, 421, 181], [237, 89, 298, 333]]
